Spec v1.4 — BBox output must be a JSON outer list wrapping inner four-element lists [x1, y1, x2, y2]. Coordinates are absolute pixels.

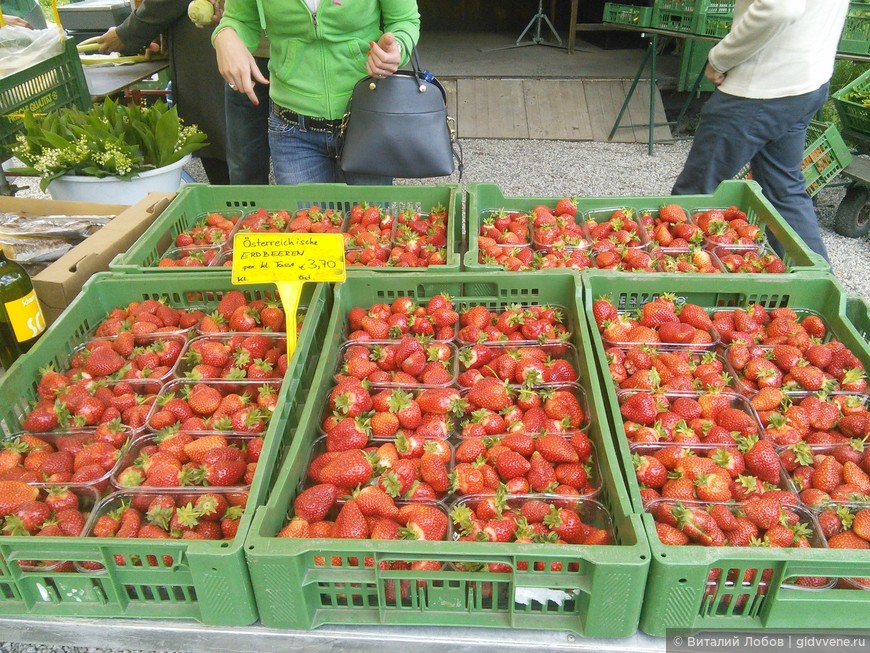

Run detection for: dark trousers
[[672, 84, 831, 264], [225, 57, 271, 185]]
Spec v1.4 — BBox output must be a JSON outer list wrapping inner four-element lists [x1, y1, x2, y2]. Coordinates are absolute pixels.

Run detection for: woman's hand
[[366, 32, 401, 78], [705, 63, 726, 86], [215, 28, 269, 106], [97, 27, 125, 53]]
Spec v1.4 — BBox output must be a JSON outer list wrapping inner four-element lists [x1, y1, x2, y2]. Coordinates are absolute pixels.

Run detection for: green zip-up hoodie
[[215, 0, 420, 120]]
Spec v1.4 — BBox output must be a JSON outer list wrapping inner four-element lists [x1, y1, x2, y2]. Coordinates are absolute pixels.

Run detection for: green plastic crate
[[832, 67, 870, 136], [465, 181, 829, 274], [839, 0, 870, 54], [651, 0, 697, 32], [0, 272, 330, 625], [803, 121, 853, 197], [695, 0, 733, 37], [678, 40, 716, 93], [0, 38, 90, 161], [580, 270, 870, 636], [603, 3, 652, 27], [244, 271, 650, 638], [734, 122, 853, 199], [652, 0, 732, 34], [845, 294, 870, 341], [109, 183, 462, 274]]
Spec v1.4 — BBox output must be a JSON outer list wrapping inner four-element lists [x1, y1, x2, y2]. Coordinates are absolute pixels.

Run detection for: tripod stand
[[480, 0, 566, 52]]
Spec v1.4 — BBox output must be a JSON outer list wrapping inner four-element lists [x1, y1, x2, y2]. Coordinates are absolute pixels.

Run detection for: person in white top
[[672, 0, 850, 263]]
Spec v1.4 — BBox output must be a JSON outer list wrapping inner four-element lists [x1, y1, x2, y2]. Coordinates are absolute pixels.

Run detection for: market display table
[[83, 60, 168, 100], [0, 616, 666, 652]]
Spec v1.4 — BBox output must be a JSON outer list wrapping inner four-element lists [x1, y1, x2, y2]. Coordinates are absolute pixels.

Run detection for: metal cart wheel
[[834, 182, 870, 238]]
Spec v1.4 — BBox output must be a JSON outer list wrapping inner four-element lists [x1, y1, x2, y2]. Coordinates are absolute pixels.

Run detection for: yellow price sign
[[232, 232, 346, 355]]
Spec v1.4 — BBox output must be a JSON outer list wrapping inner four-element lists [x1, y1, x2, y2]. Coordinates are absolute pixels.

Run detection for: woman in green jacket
[[213, 0, 420, 185]]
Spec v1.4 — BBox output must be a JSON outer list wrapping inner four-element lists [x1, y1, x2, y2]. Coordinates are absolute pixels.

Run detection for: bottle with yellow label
[[0, 251, 46, 370]]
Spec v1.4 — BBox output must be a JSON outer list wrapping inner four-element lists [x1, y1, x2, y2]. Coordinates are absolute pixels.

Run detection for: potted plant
[[10, 97, 208, 202]]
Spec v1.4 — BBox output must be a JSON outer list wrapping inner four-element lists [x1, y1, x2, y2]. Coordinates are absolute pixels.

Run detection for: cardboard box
[[1, 193, 175, 325]]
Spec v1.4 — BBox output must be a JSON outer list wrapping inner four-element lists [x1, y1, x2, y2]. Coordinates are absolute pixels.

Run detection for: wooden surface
[[450, 78, 670, 143]]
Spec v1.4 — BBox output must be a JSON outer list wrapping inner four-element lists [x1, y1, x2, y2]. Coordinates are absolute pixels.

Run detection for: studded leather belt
[[271, 101, 342, 133]]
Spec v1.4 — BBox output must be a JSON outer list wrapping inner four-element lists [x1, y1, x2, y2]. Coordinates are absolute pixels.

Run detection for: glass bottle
[[0, 251, 46, 370]]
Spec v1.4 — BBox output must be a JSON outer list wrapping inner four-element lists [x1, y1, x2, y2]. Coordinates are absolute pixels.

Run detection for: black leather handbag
[[338, 44, 462, 179]]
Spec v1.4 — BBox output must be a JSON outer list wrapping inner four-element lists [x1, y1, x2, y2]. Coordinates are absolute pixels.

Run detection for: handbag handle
[[395, 29, 427, 91], [393, 29, 465, 180]]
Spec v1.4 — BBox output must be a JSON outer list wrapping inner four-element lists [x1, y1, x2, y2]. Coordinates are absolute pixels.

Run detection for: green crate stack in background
[[109, 183, 463, 274], [803, 121, 853, 197], [651, 0, 700, 33], [694, 0, 733, 37], [678, 40, 716, 93], [734, 122, 853, 199], [580, 270, 870, 637], [832, 67, 870, 136], [603, 2, 653, 27], [0, 38, 90, 162], [243, 271, 651, 638], [0, 272, 330, 625], [839, 0, 870, 54], [465, 180, 830, 274]]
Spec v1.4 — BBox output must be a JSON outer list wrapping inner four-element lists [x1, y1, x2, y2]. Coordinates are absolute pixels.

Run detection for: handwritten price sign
[[232, 232, 346, 355], [231, 233, 346, 284]]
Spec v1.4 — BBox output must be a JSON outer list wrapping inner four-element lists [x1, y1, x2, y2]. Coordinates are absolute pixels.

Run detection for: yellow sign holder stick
[[231, 232, 346, 356]]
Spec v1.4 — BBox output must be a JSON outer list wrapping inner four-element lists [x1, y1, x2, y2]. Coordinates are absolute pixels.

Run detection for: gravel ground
[[2, 137, 869, 651]]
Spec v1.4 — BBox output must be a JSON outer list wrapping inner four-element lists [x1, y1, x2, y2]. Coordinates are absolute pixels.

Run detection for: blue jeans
[[268, 109, 392, 186], [225, 57, 271, 185], [672, 84, 831, 263]]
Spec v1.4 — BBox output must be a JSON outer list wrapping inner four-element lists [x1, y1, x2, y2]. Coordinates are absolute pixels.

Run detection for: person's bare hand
[[366, 32, 401, 78], [215, 28, 269, 106], [97, 27, 125, 53], [4, 16, 33, 28], [705, 63, 725, 86]]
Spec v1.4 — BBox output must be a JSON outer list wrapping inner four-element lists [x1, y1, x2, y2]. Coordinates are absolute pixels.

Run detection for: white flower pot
[[46, 154, 192, 204]]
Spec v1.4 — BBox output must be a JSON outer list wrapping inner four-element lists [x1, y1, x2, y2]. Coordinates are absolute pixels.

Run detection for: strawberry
[[534, 434, 580, 463], [737, 435, 781, 484], [354, 485, 400, 519], [294, 484, 339, 522], [400, 504, 449, 541], [620, 393, 659, 426], [655, 521, 689, 545], [493, 450, 531, 480], [330, 500, 369, 538], [83, 346, 126, 377], [418, 453, 450, 493], [467, 378, 512, 411], [319, 450, 373, 489], [0, 481, 40, 518], [742, 495, 781, 530]]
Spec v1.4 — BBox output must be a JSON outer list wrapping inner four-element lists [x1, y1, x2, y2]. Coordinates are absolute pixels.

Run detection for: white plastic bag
[[0, 26, 63, 78]]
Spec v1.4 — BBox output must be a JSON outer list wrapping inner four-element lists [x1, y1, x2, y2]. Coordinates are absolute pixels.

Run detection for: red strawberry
[[467, 378, 512, 411], [294, 484, 339, 522], [0, 481, 40, 517], [738, 435, 781, 484]]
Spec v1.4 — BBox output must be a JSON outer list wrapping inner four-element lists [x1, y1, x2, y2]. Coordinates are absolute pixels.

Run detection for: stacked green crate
[[603, 2, 653, 27], [678, 40, 716, 93], [243, 271, 651, 637], [109, 183, 463, 274], [581, 270, 870, 636], [0, 273, 330, 624], [465, 180, 829, 274], [839, 0, 870, 55]]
